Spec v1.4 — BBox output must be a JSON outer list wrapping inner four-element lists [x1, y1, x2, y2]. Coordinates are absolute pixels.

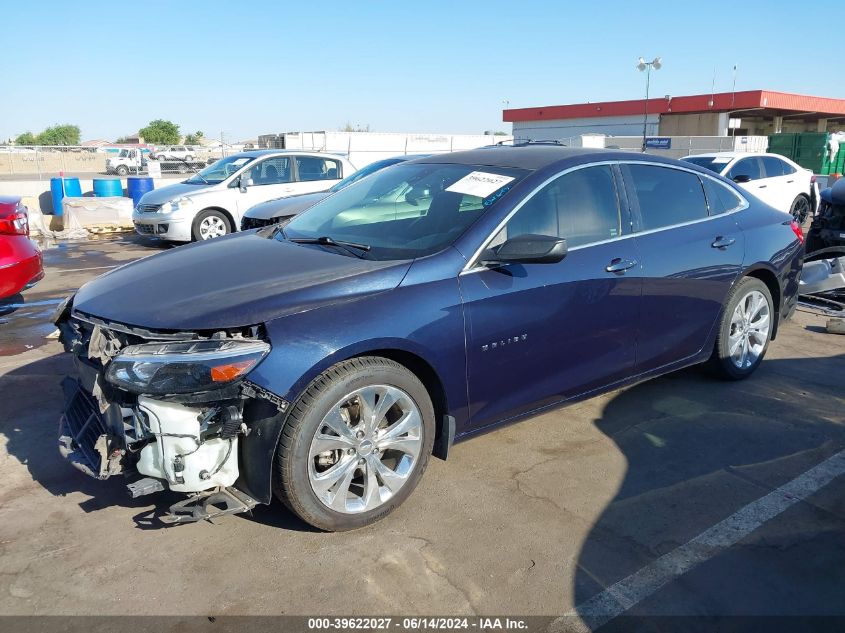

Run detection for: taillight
[[810, 174, 817, 184], [0, 204, 29, 236], [790, 219, 805, 244]]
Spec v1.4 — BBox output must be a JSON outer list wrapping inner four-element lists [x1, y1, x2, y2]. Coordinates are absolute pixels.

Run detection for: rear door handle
[[711, 236, 736, 249], [758, 185, 767, 189], [605, 258, 638, 273], [786, 179, 794, 183]]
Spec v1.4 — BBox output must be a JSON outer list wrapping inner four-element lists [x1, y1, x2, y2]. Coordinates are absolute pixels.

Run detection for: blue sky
[[2, 0, 840, 142]]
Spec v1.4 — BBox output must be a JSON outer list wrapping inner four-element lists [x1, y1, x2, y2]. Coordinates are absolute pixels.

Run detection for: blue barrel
[[127, 176, 155, 207], [49, 177, 82, 216], [93, 178, 124, 197]]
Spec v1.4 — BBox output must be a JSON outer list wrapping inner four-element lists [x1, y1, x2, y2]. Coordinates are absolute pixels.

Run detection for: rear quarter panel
[[734, 202, 803, 323]]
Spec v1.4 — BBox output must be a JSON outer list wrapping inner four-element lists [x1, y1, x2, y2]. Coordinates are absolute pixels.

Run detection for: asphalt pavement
[[0, 234, 843, 630]]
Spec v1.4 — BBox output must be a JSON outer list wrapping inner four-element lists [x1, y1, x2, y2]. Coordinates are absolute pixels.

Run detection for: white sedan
[[682, 152, 817, 222]]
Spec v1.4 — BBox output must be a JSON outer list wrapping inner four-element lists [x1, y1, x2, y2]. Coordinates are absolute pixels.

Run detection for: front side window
[[727, 157, 763, 182], [283, 163, 525, 260], [186, 155, 256, 184], [489, 165, 622, 249], [246, 157, 292, 185], [296, 156, 342, 182], [626, 164, 709, 230]]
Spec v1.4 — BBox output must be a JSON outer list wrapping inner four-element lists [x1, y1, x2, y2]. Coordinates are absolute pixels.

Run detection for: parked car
[[151, 146, 194, 162], [241, 155, 428, 230], [682, 152, 817, 222], [0, 196, 43, 299], [55, 146, 803, 531], [805, 177, 845, 256], [132, 150, 356, 241]]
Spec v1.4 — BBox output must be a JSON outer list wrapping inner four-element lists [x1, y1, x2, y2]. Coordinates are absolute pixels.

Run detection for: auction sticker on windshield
[[446, 171, 515, 198]]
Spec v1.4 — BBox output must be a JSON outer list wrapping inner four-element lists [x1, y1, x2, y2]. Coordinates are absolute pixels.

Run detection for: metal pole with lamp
[[637, 57, 662, 152]]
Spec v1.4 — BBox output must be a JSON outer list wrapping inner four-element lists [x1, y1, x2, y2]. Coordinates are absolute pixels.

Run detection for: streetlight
[[637, 56, 662, 152]]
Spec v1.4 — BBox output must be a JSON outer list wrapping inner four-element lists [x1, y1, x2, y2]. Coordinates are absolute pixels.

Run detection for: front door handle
[[758, 184, 767, 189], [786, 179, 794, 183], [605, 258, 638, 273], [711, 236, 736, 249]]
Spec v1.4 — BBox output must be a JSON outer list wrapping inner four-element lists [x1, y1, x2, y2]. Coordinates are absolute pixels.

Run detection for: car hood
[[138, 181, 214, 205], [72, 232, 411, 330], [244, 192, 330, 220]]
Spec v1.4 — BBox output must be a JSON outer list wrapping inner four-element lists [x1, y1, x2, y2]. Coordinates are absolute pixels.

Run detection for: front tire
[[274, 357, 435, 531], [709, 277, 774, 380], [115, 165, 128, 176], [192, 209, 231, 241]]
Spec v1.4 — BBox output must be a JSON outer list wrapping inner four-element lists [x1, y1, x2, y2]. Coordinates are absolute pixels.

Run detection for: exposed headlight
[[52, 294, 74, 324], [161, 197, 194, 213], [105, 339, 270, 395]]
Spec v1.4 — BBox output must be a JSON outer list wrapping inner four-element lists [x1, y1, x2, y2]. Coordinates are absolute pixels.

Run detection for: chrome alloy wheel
[[308, 385, 423, 514], [728, 289, 770, 369], [199, 215, 227, 239]]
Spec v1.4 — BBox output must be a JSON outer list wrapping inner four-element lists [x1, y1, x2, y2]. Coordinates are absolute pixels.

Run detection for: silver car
[[133, 150, 356, 242], [240, 155, 428, 230]]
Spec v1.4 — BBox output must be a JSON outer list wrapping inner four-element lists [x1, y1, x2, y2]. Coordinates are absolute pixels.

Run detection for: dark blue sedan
[[55, 145, 804, 530]]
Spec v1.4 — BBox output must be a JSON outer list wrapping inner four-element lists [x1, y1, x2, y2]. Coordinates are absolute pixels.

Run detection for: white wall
[[279, 131, 513, 167], [512, 115, 659, 142]]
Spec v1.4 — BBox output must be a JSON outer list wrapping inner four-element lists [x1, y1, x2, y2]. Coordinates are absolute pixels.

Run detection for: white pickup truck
[[105, 148, 211, 176]]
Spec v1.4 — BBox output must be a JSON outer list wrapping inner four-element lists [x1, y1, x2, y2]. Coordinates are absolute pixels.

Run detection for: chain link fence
[[0, 145, 229, 178]]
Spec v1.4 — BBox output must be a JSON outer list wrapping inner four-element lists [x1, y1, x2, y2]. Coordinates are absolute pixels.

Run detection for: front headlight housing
[[160, 196, 194, 213], [105, 339, 270, 395]]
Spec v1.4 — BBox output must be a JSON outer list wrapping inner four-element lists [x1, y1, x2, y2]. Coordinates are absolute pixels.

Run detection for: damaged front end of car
[[54, 297, 289, 525]]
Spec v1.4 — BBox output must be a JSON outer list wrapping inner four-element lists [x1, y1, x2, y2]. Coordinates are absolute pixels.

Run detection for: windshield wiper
[[289, 236, 371, 258], [178, 158, 209, 184]]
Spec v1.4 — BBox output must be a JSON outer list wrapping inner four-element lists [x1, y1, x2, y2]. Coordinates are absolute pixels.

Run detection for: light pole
[[637, 56, 662, 151]]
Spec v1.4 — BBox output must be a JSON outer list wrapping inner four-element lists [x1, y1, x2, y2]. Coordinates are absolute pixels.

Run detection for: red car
[[0, 195, 44, 300]]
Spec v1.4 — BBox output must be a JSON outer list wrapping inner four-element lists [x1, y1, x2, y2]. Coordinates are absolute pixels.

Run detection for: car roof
[[685, 151, 789, 160], [409, 145, 627, 170], [227, 149, 350, 160]]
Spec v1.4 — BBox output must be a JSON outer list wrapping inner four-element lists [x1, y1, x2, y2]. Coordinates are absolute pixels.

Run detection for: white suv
[[132, 150, 356, 241], [151, 146, 194, 161]]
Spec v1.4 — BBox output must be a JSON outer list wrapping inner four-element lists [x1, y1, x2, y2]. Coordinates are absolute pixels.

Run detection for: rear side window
[[761, 156, 786, 178], [701, 177, 744, 215], [492, 165, 622, 249], [626, 164, 709, 230], [296, 156, 342, 181]]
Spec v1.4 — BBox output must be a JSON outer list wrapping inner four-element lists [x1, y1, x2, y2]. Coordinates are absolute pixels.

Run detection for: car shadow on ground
[[572, 354, 845, 631], [0, 351, 316, 533]]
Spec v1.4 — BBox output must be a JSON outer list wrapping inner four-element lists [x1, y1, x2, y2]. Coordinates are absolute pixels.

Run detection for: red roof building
[[503, 90, 845, 140]]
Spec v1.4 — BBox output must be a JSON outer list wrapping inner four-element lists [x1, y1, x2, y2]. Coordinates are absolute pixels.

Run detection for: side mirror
[[732, 174, 751, 184], [239, 176, 254, 192], [481, 234, 568, 266]]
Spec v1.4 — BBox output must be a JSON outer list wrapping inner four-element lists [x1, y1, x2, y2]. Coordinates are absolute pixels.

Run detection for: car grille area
[[137, 204, 161, 213], [241, 216, 276, 231], [58, 379, 111, 479]]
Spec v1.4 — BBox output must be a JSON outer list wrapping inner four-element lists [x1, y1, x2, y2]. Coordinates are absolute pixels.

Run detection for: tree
[[341, 122, 372, 132], [36, 124, 81, 145], [184, 131, 204, 145], [15, 132, 37, 145], [139, 119, 181, 145]]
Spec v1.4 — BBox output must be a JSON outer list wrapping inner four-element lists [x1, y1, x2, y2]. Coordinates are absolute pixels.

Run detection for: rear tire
[[274, 357, 435, 531], [708, 277, 774, 380], [790, 194, 810, 224]]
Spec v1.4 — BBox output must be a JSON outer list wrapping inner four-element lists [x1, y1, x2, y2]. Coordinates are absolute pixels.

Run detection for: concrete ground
[[0, 234, 843, 627]]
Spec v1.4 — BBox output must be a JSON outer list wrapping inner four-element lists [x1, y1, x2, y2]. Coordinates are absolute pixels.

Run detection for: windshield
[[681, 156, 731, 174], [328, 158, 405, 193], [185, 155, 256, 184], [282, 163, 526, 260]]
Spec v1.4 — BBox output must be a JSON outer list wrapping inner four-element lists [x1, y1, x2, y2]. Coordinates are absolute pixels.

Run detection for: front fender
[[240, 255, 469, 504]]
